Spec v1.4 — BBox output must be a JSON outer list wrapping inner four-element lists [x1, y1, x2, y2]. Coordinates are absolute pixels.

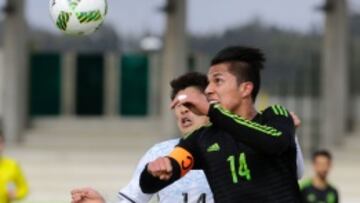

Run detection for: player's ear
[[239, 82, 253, 98]]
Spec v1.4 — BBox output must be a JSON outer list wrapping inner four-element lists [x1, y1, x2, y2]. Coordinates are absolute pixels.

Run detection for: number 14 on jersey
[[227, 153, 251, 183]]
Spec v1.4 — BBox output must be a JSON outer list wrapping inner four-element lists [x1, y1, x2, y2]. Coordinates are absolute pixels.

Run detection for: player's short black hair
[[170, 72, 208, 100], [312, 150, 332, 162], [211, 46, 266, 101]]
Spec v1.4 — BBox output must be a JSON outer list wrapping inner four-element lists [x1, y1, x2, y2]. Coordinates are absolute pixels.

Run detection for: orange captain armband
[[169, 147, 194, 177]]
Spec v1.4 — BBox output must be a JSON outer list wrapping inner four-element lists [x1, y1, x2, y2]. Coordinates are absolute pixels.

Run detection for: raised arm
[[170, 89, 294, 156], [208, 104, 295, 155]]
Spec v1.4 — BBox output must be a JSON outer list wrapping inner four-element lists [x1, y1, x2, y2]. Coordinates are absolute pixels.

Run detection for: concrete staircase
[[6, 118, 165, 203]]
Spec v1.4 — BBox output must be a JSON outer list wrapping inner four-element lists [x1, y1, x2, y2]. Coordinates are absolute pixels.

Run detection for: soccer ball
[[49, 0, 108, 35]]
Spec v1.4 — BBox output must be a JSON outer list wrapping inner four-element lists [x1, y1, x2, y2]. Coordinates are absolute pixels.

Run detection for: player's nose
[[205, 83, 215, 97]]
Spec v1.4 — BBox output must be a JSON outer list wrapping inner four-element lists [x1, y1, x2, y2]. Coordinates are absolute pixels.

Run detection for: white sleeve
[[116, 145, 159, 203], [295, 135, 305, 179]]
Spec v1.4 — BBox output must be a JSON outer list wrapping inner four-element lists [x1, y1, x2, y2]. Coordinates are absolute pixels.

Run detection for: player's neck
[[234, 101, 257, 120], [312, 176, 328, 190]]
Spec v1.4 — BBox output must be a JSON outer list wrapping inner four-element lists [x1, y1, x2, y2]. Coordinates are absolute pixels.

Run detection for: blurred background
[[0, 0, 359, 202]]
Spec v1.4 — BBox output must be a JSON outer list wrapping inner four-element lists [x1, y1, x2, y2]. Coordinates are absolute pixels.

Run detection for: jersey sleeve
[[175, 127, 204, 170], [208, 104, 295, 155], [139, 129, 204, 194], [13, 162, 29, 200], [295, 135, 305, 179], [117, 145, 159, 202]]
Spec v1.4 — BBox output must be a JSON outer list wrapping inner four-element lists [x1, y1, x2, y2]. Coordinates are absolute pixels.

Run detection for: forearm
[[208, 104, 293, 155], [139, 158, 181, 193]]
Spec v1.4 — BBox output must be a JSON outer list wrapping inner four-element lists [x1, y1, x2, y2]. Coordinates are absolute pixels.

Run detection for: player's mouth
[[181, 117, 193, 128], [208, 99, 219, 105]]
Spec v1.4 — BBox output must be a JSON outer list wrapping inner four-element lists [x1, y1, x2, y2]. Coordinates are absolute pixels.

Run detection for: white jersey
[[117, 139, 214, 203]]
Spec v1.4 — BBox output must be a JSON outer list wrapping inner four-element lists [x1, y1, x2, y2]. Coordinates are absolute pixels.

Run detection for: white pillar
[[3, 0, 28, 143], [321, 0, 348, 148], [104, 52, 119, 117], [161, 0, 188, 138], [61, 52, 77, 116]]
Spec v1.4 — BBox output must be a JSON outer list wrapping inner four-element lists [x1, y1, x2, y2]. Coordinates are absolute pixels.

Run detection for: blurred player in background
[[0, 131, 29, 203], [300, 150, 339, 203]]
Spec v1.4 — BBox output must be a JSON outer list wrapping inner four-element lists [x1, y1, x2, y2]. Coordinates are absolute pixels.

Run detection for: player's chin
[[182, 126, 196, 134], [180, 123, 193, 131]]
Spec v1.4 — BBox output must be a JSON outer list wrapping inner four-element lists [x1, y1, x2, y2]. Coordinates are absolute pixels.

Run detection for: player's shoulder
[[327, 182, 339, 193], [147, 138, 180, 154], [299, 178, 313, 190], [262, 104, 291, 118], [152, 138, 180, 148]]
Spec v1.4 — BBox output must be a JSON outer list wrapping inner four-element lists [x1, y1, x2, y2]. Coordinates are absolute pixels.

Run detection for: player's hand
[[71, 187, 105, 203], [290, 112, 301, 129], [170, 88, 209, 115], [147, 157, 173, 181]]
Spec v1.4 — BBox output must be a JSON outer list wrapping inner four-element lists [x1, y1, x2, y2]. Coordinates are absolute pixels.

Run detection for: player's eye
[[214, 78, 223, 85]]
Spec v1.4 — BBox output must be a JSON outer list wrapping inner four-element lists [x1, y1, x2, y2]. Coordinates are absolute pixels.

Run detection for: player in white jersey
[[118, 139, 213, 203], [71, 72, 304, 203], [71, 72, 214, 203]]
